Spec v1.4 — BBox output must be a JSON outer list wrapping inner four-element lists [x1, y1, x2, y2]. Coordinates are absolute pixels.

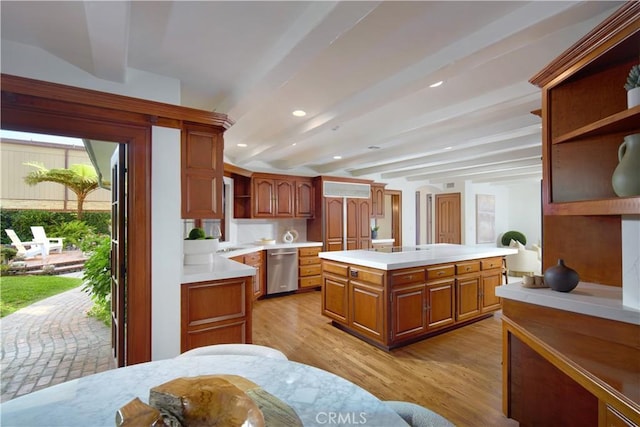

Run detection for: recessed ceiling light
[[292, 110, 306, 117], [333, 155, 342, 160], [444, 146, 452, 150], [237, 143, 247, 148], [429, 81, 444, 88], [292, 143, 297, 146]]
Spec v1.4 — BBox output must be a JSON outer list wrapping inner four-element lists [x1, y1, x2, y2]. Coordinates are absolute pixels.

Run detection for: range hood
[[323, 181, 370, 199]]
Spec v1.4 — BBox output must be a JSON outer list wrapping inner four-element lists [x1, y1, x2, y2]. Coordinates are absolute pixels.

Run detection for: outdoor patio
[[8, 250, 87, 276]]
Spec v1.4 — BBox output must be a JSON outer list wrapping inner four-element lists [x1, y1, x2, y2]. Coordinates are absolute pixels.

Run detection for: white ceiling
[[1, 1, 623, 185]]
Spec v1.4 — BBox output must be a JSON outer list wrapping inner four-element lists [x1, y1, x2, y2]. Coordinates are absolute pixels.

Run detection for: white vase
[[183, 238, 219, 265], [628, 87, 640, 109]]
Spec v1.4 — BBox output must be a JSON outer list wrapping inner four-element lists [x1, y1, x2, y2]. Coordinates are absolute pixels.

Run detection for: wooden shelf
[[553, 106, 640, 144], [545, 196, 640, 216]]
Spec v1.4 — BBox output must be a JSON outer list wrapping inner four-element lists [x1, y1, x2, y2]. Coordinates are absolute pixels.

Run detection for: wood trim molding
[[1, 74, 234, 129], [529, 2, 639, 88]]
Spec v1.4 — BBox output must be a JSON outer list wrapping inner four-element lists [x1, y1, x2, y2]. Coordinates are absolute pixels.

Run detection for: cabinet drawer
[[243, 251, 262, 264], [299, 246, 321, 257], [299, 256, 320, 266], [456, 261, 480, 275], [349, 267, 385, 286], [391, 268, 425, 286], [481, 257, 503, 270], [300, 265, 322, 277], [426, 265, 455, 280], [300, 275, 322, 288], [323, 261, 348, 277]]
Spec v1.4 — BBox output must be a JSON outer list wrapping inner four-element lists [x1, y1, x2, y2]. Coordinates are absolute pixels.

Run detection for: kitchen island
[[318, 244, 516, 349]]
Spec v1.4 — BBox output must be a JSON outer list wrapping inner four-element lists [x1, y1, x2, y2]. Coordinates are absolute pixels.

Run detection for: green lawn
[[0, 275, 82, 317]]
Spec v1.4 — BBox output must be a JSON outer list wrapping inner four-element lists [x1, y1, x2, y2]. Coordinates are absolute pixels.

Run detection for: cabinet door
[[426, 280, 455, 329], [358, 198, 372, 249], [295, 179, 315, 218], [481, 270, 502, 312], [274, 179, 294, 217], [349, 281, 384, 341], [181, 278, 251, 352], [322, 274, 348, 323], [371, 184, 385, 218], [391, 284, 427, 340], [253, 178, 275, 217], [456, 275, 481, 321], [181, 123, 224, 219], [325, 198, 344, 250]]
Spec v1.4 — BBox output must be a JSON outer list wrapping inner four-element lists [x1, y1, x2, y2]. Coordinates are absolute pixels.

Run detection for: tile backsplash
[[230, 219, 308, 244]]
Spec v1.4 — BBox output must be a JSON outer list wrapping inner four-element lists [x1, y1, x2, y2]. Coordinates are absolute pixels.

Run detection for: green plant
[[0, 275, 82, 317], [51, 220, 101, 249], [82, 235, 111, 303], [624, 64, 640, 91], [1, 247, 17, 264], [501, 230, 527, 246], [371, 225, 380, 232], [187, 227, 206, 240]]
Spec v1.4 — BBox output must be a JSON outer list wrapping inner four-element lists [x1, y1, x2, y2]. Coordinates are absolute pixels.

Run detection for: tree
[[23, 162, 103, 220]]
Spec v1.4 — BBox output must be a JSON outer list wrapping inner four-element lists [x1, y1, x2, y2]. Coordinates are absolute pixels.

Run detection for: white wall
[[151, 127, 182, 359], [503, 181, 542, 247]]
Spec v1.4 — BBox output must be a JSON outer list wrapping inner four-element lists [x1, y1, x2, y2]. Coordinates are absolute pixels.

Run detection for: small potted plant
[[625, 64, 640, 108], [183, 227, 219, 265], [371, 225, 379, 239]]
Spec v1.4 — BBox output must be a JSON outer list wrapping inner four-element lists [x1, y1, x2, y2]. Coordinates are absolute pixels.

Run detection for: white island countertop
[[319, 243, 516, 270], [496, 281, 640, 325]]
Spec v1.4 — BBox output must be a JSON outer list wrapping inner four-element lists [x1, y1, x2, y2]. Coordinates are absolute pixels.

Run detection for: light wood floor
[[252, 290, 518, 427]]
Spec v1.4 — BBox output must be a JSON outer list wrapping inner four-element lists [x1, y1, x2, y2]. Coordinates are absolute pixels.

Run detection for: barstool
[[176, 344, 288, 360]]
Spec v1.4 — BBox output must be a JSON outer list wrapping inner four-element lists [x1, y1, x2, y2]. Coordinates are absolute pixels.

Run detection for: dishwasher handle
[[269, 251, 298, 256]]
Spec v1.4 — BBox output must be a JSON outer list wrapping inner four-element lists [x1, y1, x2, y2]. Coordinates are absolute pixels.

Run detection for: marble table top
[[1, 355, 407, 427]]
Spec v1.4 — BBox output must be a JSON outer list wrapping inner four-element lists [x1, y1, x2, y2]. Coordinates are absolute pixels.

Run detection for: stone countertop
[[496, 281, 640, 325], [182, 241, 323, 283], [318, 243, 516, 271], [0, 355, 407, 426]]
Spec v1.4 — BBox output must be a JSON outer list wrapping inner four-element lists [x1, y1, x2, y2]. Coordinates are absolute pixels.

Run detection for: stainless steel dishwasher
[[266, 248, 299, 295]]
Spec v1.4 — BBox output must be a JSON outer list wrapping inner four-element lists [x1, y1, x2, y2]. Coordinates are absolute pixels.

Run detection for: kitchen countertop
[[496, 281, 640, 325], [318, 243, 516, 270], [182, 241, 323, 284]]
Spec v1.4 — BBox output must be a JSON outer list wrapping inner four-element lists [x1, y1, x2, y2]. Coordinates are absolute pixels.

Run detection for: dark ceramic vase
[[544, 259, 579, 292]]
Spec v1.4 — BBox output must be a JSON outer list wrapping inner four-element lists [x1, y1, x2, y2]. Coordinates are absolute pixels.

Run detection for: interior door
[[435, 193, 461, 244], [110, 145, 127, 367]]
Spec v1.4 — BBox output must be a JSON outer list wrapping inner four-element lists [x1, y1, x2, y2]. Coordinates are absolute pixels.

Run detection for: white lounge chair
[[30, 226, 64, 256], [5, 229, 43, 259]]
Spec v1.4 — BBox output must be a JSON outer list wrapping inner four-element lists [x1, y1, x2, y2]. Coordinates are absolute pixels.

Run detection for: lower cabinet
[[181, 276, 252, 352], [322, 256, 505, 349], [299, 246, 322, 290], [231, 251, 264, 300]]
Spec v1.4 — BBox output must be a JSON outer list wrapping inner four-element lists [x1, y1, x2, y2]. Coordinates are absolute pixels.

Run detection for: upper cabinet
[[370, 183, 386, 218], [181, 122, 225, 219], [295, 177, 315, 218], [231, 172, 314, 219], [530, 2, 639, 285], [253, 174, 294, 218], [530, 4, 640, 217]]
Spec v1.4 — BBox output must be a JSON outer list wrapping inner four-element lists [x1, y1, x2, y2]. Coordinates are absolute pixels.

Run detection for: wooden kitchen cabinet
[[181, 122, 225, 219], [370, 183, 386, 218], [322, 256, 503, 349], [181, 276, 252, 352], [253, 174, 294, 218], [298, 246, 322, 290], [346, 198, 372, 250], [231, 251, 264, 300], [295, 178, 315, 218], [481, 259, 503, 312], [324, 197, 345, 251], [529, 3, 639, 284], [321, 261, 349, 323]]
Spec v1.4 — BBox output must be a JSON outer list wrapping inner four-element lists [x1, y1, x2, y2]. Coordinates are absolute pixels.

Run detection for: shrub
[[1, 247, 17, 264], [501, 230, 527, 246], [0, 209, 110, 245], [51, 220, 100, 249], [82, 235, 111, 303]]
